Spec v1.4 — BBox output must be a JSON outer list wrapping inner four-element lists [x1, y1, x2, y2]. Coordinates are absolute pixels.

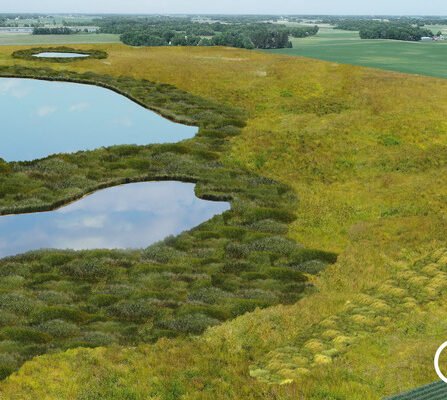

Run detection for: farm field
[[1, 43, 447, 399], [0, 33, 120, 45], [268, 26, 447, 79]]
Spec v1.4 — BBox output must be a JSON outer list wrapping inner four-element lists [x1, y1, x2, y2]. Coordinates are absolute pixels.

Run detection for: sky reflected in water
[[0, 78, 197, 161], [0, 182, 230, 258], [33, 52, 90, 58]]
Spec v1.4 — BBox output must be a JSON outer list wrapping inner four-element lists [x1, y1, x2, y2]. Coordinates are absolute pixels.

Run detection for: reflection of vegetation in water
[[0, 65, 335, 378]]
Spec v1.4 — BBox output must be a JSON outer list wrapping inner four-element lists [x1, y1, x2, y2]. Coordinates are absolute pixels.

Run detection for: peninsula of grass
[[12, 47, 108, 62]]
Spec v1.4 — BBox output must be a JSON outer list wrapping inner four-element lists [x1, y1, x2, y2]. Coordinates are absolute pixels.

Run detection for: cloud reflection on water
[[0, 78, 198, 162], [0, 182, 230, 258]]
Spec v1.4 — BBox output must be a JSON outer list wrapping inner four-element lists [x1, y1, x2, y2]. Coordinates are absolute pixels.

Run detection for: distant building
[[421, 36, 433, 41]]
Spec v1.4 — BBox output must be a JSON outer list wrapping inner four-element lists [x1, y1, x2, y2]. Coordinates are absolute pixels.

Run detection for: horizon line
[[2, 12, 447, 17]]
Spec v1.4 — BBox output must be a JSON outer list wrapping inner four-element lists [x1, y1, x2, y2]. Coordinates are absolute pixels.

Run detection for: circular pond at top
[[0, 78, 198, 162], [32, 52, 90, 58], [0, 181, 230, 258]]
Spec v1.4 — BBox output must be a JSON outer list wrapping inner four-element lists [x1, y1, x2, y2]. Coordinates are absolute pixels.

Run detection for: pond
[[32, 52, 90, 58], [0, 78, 198, 162], [0, 182, 230, 258]]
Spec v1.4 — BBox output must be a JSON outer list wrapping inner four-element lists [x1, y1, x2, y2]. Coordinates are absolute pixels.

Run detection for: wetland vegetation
[[0, 61, 335, 380], [1, 20, 447, 398]]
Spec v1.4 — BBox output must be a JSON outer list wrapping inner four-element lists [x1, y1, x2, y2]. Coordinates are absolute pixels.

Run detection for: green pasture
[[0, 33, 120, 46], [267, 26, 447, 79]]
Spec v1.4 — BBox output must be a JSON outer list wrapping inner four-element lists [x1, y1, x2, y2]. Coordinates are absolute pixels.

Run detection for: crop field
[[0, 43, 447, 398], [0, 33, 120, 46], [267, 26, 447, 79]]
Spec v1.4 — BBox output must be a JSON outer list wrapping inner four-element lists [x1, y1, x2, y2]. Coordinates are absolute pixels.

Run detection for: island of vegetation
[[12, 46, 107, 62]]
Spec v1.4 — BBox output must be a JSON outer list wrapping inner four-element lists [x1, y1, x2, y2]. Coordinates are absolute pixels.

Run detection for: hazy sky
[[1, 0, 446, 15]]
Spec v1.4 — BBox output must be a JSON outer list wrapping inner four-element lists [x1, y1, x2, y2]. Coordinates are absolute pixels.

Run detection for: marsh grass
[[0, 64, 335, 379]]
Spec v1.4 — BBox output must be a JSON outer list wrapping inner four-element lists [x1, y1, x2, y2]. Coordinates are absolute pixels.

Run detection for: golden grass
[[1, 44, 447, 398]]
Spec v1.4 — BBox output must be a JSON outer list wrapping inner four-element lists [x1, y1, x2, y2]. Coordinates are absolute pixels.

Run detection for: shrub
[[0, 263, 29, 277], [67, 331, 116, 348], [38, 319, 80, 338], [36, 290, 72, 305], [108, 300, 162, 322], [142, 245, 182, 264], [221, 261, 253, 273], [163, 313, 220, 334], [266, 267, 307, 282], [249, 236, 302, 256], [225, 243, 249, 259], [89, 294, 120, 307], [0, 327, 50, 344], [229, 299, 268, 317], [0, 354, 18, 380], [32, 306, 89, 323], [249, 219, 288, 234], [289, 249, 338, 265], [188, 287, 230, 304], [0, 293, 33, 314], [62, 259, 112, 282]]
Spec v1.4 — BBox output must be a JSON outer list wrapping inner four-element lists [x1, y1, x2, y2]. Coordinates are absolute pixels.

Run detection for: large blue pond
[[0, 78, 197, 162], [0, 182, 230, 258]]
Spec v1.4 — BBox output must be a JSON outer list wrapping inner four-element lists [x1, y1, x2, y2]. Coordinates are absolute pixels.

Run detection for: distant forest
[[33, 27, 74, 35], [333, 20, 434, 41], [95, 16, 319, 49]]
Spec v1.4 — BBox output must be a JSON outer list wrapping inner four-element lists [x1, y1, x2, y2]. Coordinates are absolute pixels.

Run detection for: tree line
[[356, 22, 433, 41], [96, 16, 319, 49], [33, 27, 74, 35], [324, 17, 438, 41]]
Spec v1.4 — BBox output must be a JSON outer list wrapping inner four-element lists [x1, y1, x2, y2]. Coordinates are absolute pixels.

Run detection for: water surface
[[33, 52, 90, 58], [0, 78, 197, 161], [0, 182, 230, 258]]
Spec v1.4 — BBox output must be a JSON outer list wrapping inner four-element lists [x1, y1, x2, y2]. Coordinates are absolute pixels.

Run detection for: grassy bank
[[0, 44, 447, 398]]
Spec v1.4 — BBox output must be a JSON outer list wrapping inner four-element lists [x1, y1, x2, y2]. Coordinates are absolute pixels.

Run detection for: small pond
[[0, 78, 197, 161], [0, 182, 230, 258], [33, 52, 90, 58]]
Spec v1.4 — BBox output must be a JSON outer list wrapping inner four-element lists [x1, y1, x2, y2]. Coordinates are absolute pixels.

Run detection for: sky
[[1, 0, 446, 16]]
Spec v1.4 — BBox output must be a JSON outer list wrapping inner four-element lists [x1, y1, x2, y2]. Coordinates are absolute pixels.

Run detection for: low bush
[[162, 313, 220, 334]]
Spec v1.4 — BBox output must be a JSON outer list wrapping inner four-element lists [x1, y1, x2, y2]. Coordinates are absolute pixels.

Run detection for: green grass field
[[0, 33, 120, 46], [267, 26, 447, 79]]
